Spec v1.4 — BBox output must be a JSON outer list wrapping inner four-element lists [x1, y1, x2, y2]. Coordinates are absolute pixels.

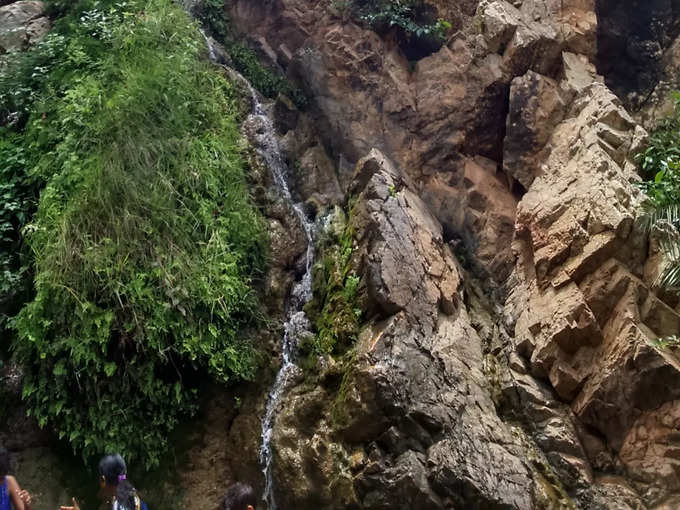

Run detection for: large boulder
[[0, 0, 49, 53]]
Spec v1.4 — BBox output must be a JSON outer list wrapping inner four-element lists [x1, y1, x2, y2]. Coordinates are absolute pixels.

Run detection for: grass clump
[[2, 0, 266, 468]]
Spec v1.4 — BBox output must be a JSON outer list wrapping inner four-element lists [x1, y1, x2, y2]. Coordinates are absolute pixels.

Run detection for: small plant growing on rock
[[651, 335, 680, 351], [331, 0, 451, 60], [303, 208, 364, 363]]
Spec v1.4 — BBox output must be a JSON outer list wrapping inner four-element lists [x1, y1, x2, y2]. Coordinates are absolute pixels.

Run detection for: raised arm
[[6, 476, 25, 510]]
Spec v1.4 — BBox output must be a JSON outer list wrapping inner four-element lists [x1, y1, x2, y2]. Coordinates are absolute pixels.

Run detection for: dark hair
[[0, 447, 9, 478], [223, 482, 257, 510], [98, 454, 136, 510]]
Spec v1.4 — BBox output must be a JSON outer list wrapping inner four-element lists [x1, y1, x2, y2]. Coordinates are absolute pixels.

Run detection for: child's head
[[223, 482, 256, 510], [0, 447, 9, 478], [98, 453, 127, 487]]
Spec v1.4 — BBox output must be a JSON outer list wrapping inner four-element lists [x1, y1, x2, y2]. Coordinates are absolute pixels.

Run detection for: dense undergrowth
[[0, 0, 266, 467], [638, 92, 680, 291]]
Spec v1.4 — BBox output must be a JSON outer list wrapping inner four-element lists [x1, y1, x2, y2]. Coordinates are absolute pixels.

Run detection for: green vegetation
[[637, 92, 680, 291], [302, 212, 363, 360], [1, 0, 266, 468], [331, 0, 451, 59], [194, 0, 308, 108], [0, 134, 36, 335]]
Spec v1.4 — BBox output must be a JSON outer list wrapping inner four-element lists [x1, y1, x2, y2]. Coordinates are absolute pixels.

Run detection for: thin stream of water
[[201, 33, 316, 510]]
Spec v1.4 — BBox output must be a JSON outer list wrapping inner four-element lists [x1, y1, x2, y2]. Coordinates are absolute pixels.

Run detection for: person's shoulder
[[5, 475, 18, 488]]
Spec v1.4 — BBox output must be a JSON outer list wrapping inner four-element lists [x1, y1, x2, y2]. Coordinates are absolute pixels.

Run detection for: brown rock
[[504, 70, 566, 188], [273, 93, 299, 134], [292, 145, 343, 206]]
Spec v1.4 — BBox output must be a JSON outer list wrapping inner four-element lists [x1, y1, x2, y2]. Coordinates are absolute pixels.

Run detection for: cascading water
[[201, 34, 316, 510], [243, 89, 315, 510]]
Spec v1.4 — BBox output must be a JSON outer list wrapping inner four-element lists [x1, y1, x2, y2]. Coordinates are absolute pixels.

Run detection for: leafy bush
[[3, 0, 266, 467], [336, 0, 451, 59], [358, 0, 450, 41], [638, 93, 680, 290], [0, 135, 37, 333], [194, 0, 230, 41]]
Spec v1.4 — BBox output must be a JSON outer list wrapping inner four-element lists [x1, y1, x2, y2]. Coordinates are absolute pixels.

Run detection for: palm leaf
[[638, 201, 680, 233], [658, 231, 680, 289]]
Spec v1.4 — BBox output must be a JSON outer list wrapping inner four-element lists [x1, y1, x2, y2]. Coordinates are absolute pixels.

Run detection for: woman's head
[[223, 483, 256, 510], [0, 447, 10, 478]]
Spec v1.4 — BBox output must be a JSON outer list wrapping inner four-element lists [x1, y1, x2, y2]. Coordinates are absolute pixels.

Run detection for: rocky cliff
[[4, 0, 680, 508], [224, 0, 680, 508]]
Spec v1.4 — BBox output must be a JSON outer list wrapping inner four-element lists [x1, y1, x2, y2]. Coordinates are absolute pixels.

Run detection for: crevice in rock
[[510, 177, 527, 199]]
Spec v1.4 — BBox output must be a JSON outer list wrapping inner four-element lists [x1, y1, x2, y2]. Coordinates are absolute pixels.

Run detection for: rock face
[[223, 0, 680, 508], [271, 152, 540, 509], [4, 0, 680, 506], [0, 0, 49, 54]]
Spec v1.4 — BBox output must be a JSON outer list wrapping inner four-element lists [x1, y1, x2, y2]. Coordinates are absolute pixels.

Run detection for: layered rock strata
[[225, 0, 680, 507]]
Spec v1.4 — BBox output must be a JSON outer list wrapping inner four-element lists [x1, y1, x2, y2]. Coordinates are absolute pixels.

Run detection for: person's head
[[223, 483, 256, 510], [0, 447, 10, 478], [98, 454, 136, 509]]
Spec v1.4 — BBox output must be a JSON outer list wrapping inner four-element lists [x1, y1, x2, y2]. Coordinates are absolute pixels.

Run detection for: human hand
[[18, 490, 32, 507], [60, 497, 80, 510]]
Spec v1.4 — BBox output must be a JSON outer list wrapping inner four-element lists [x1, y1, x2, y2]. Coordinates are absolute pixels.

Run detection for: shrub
[[0, 134, 37, 334], [3, 0, 266, 468], [340, 0, 451, 60]]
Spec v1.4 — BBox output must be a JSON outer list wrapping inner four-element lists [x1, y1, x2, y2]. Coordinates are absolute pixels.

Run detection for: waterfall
[[201, 33, 315, 510]]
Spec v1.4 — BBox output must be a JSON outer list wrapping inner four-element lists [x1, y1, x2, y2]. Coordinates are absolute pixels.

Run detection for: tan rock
[[480, 1, 522, 53], [292, 145, 343, 206]]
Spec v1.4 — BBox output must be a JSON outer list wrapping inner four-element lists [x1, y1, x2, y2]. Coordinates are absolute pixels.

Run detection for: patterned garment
[[112, 494, 147, 510], [0, 477, 10, 510]]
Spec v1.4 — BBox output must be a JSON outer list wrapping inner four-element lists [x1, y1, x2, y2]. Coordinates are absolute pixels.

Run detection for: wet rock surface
[[271, 152, 538, 509], [224, 0, 680, 508]]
